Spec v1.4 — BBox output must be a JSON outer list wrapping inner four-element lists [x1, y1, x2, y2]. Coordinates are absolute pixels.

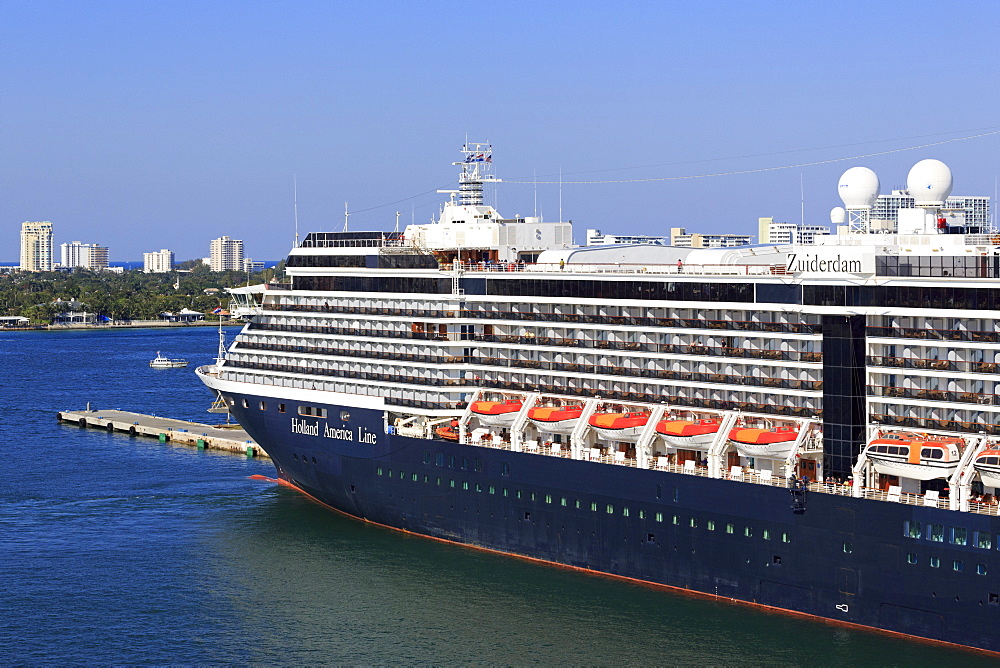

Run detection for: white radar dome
[[838, 167, 880, 209], [830, 206, 846, 225], [907, 159, 953, 205]]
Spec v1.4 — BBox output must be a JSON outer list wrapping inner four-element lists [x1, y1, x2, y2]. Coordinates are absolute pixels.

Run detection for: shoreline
[[3, 320, 238, 332]]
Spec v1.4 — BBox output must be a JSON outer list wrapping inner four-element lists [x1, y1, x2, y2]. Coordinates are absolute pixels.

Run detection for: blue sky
[[3, 0, 999, 261]]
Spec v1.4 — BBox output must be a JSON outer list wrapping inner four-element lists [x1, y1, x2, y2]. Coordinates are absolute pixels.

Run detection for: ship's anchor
[[788, 475, 808, 513]]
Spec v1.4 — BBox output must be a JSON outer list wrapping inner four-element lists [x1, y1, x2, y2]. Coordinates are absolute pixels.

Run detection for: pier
[[57, 408, 268, 458]]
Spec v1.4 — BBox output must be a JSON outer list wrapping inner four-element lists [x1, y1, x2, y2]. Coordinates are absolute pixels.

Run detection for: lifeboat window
[[707, 520, 715, 531], [975, 531, 992, 549], [907, 552, 917, 564], [977, 564, 988, 576], [905, 521, 923, 539], [781, 532, 791, 543], [726, 523, 735, 534], [928, 524, 945, 542], [950, 528, 968, 546], [953, 560, 964, 572], [655, 512, 663, 522]]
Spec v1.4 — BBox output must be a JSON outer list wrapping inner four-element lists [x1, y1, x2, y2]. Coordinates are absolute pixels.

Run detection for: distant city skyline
[[3, 1, 999, 261]]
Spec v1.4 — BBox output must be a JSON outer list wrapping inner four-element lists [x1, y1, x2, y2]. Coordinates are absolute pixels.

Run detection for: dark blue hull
[[228, 393, 1000, 653]]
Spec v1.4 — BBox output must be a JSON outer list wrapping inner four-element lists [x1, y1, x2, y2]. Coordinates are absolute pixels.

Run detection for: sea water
[[0, 327, 993, 665]]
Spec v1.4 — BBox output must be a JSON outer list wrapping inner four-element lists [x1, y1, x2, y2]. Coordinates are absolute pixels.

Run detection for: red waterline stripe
[[259, 476, 998, 657]]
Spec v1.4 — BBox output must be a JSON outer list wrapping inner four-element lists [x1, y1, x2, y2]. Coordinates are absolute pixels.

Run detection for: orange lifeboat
[[974, 448, 1000, 489], [528, 405, 583, 434], [729, 425, 799, 458], [864, 434, 963, 481], [655, 418, 720, 448], [589, 411, 649, 442], [470, 399, 522, 426]]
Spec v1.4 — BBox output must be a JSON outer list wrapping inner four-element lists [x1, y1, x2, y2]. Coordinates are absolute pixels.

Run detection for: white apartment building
[[757, 218, 831, 245], [871, 190, 991, 228], [209, 236, 244, 271], [60, 241, 109, 270], [586, 229, 667, 246], [143, 249, 175, 273], [669, 227, 752, 248], [20, 221, 54, 271]]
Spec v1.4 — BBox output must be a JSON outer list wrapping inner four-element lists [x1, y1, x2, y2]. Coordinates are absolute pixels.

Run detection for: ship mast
[[454, 142, 499, 207]]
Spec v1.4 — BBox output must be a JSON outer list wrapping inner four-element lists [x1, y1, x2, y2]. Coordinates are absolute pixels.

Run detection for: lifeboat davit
[[470, 399, 523, 426], [729, 426, 799, 458], [589, 412, 650, 442], [974, 449, 1000, 489], [864, 435, 963, 481], [656, 418, 721, 448], [528, 405, 584, 434]]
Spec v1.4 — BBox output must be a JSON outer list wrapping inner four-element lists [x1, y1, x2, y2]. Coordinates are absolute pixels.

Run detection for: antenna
[[533, 168, 537, 218], [800, 173, 805, 227], [395, 211, 400, 233], [293, 174, 299, 247], [343, 202, 349, 232], [559, 166, 563, 223]]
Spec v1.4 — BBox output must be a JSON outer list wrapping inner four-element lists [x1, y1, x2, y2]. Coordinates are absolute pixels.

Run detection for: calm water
[[0, 327, 994, 665]]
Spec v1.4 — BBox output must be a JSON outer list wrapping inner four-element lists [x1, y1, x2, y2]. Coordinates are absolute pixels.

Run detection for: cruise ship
[[198, 145, 1000, 653]]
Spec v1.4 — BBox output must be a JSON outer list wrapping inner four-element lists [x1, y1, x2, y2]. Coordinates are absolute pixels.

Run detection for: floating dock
[[57, 408, 268, 458]]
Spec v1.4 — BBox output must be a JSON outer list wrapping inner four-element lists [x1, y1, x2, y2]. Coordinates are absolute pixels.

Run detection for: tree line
[[0, 261, 285, 323]]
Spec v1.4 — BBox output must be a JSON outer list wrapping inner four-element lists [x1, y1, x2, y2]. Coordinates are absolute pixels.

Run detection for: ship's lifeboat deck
[[528, 405, 584, 422], [471, 400, 523, 416], [729, 426, 798, 445], [656, 418, 720, 437]]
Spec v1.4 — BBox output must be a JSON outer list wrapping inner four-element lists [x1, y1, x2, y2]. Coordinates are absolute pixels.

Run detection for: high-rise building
[[871, 190, 991, 228], [669, 228, 752, 248], [209, 236, 244, 271], [60, 241, 109, 270], [20, 221, 54, 271], [757, 217, 831, 245], [143, 249, 175, 273]]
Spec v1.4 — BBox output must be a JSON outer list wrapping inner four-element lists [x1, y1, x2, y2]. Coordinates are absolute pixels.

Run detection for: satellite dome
[[907, 159, 953, 205], [838, 167, 880, 209], [830, 206, 846, 225]]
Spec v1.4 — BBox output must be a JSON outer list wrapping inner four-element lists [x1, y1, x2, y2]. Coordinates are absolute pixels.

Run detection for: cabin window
[[475, 483, 482, 492], [929, 556, 940, 568], [907, 552, 917, 564], [449, 479, 455, 488], [448, 455, 456, 468], [655, 484, 662, 499], [501, 462, 510, 476], [623, 507, 630, 517], [762, 529, 772, 540], [782, 532, 791, 543], [606, 504, 614, 514], [399, 470, 405, 479], [655, 512, 663, 522], [461, 457, 469, 470], [560, 497, 567, 507], [672, 515, 679, 525], [297, 405, 327, 417], [517, 490, 523, 499], [423, 452, 431, 465], [977, 564, 988, 576], [591, 502, 598, 512], [423, 475, 429, 483], [707, 520, 715, 531], [905, 521, 922, 539], [377, 467, 383, 476], [953, 560, 964, 572], [575, 499, 581, 509], [726, 523, 735, 534], [503, 488, 509, 497], [258, 401, 266, 411], [436, 477, 442, 486], [639, 509, 646, 519], [530, 492, 536, 502], [689, 517, 697, 528], [950, 528, 968, 546], [242, 399, 248, 408], [488, 486, 495, 494], [436, 453, 444, 466], [545, 494, 552, 504], [411, 474, 418, 482], [975, 531, 992, 549], [278, 403, 285, 413], [745, 526, 753, 538], [387, 469, 392, 477], [927, 523, 945, 542], [843, 542, 853, 554]]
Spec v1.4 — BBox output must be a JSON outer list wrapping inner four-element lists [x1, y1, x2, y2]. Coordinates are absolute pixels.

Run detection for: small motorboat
[[865, 434, 963, 481], [974, 448, 1000, 489], [589, 411, 649, 442], [150, 352, 188, 368], [729, 425, 799, 458], [528, 405, 584, 434], [470, 399, 523, 426], [656, 418, 721, 448]]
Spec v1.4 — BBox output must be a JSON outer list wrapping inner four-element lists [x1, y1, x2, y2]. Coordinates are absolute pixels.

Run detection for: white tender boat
[[149, 352, 188, 368]]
